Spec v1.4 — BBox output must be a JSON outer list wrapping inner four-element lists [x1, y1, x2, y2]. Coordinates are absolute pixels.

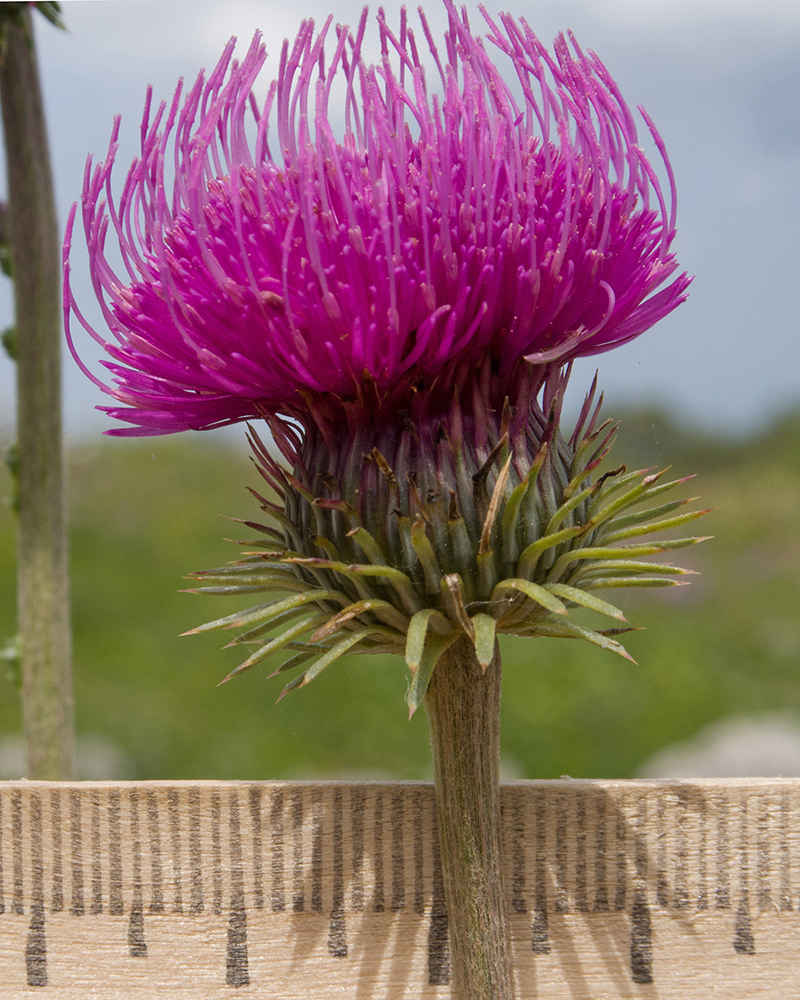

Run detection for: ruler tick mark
[[211, 790, 222, 916], [427, 801, 449, 985], [68, 790, 84, 916], [91, 790, 102, 915], [227, 791, 250, 987], [593, 792, 608, 912], [12, 789, 22, 914], [248, 785, 263, 911], [128, 789, 147, 958], [109, 790, 123, 915], [291, 787, 304, 913], [351, 787, 365, 911], [189, 787, 204, 914], [391, 789, 405, 912], [373, 790, 385, 913], [532, 789, 549, 954], [167, 789, 183, 914], [510, 789, 526, 914], [412, 789, 424, 916], [269, 789, 285, 912], [49, 790, 63, 914], [146, 791, 164, 914], [328, 788, 347, 958], [311, 789, 323, 914], [26, 792, 47, 987]]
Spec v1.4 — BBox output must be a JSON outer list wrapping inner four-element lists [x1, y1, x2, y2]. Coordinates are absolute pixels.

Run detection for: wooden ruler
[[0, 778, 798, 998]]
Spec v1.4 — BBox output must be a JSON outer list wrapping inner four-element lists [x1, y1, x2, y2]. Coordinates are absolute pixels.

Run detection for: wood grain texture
[[1, 779, 799, 998]]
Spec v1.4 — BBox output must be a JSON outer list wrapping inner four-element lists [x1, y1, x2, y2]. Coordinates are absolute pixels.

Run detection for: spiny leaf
[[405, 632, 461, 717], [218, 615, 328, 684], [582, 577, 690, 590], [516, 525, 584, 580], [534, 620, 636, 661], [471, 613, 497, 670], [277, 627, 390, 700], [182, 589, 348, 635], [441, 574, 475, 637], [310, 598, 399, 642], [551, 538, 707, 576], [405, 608, 449, 673], [491, 578, 568, 616], [544, 584, 627, 622], [599, 509, 713, 544]]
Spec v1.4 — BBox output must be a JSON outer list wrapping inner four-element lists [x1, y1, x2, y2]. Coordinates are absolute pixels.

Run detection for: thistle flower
[[66, 8, 706, 997], [64, 4, 703, 703], [65, 6, 689, 436]]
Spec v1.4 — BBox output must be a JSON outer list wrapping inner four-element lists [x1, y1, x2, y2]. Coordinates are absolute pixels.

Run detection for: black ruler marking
[[269, 788, 285, 913], [311, 788, 323, 914], [226, 790, 250, 988], [779, 790, 792, 911], [614, 801, 626, 912], [12, 788, 23, 914], [351, 786, 365, 912], [696, 791, 708, 910], [373, 789, 385, 913], [248, 785, 263, 912], [757, 793, 771, 913], [50, 789, 63, 914], [673, 789, 689, 910], [25, 790, 47, 987], [412, 788, 424, 916], [328, 787, 347, 958], [716, 791, 730, 910], [4, 782, 800, 991], [146, 790, 164, 914], [574, 790, 588, 912], [90, 790, 102, 915], [630, 793, 653, 985], [167, 789, 183, 914], [531, 787, 549, 954], [734, 793, 755, 954], [109, 790, 123, 916], [68, 789, 83, 916], [427, 799, 449, 986], [593, 791, 608, 912], [510, 788, 526, 914], [554, 791, 568, 914], [391, 788, 405, 913], [188, 787, 203, 914], [128, 789, 147, 958], [291, 787, 303, 913], [211, 790, 222, 916], [656, 794, 668, 908]]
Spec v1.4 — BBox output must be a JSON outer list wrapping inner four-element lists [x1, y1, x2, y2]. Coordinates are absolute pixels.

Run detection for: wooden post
[[0, 8, 74, 779]]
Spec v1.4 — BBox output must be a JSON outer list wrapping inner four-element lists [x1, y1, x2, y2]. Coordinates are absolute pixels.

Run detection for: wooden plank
[[0, 779, 798, 998]]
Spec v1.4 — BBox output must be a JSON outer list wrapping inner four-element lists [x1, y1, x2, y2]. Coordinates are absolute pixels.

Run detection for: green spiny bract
[[185, 366, 709, 714]]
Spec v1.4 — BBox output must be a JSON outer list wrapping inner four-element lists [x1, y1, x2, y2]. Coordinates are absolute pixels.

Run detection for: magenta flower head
[[64, 4, 704, 709]]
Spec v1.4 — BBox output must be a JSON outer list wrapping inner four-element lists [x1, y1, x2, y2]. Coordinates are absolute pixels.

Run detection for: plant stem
[[424, 635, 515, 1000], [0, 9, 75, 779]]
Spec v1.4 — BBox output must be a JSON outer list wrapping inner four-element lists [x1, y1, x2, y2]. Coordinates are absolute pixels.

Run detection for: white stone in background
[[0, 732, 136, 780], [638, 713, 800, 778]]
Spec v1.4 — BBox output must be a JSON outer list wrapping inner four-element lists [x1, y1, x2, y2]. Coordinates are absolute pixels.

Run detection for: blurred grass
[[1, 408, 799, 780]]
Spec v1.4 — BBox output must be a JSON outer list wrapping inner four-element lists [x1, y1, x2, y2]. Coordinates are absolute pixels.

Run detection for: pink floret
[[63, 3, 690, 435]]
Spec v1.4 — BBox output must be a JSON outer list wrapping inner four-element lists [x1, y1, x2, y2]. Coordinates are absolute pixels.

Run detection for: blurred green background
[[1, 408, 799, 780]]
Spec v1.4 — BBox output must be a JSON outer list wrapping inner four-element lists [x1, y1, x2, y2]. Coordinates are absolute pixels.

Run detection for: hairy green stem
[[0, 9, 74, 779], [425, 635, 515, 999]]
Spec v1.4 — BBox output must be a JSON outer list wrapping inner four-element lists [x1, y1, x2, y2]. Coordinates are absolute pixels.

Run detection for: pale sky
[[1, 0, 799, 439]]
